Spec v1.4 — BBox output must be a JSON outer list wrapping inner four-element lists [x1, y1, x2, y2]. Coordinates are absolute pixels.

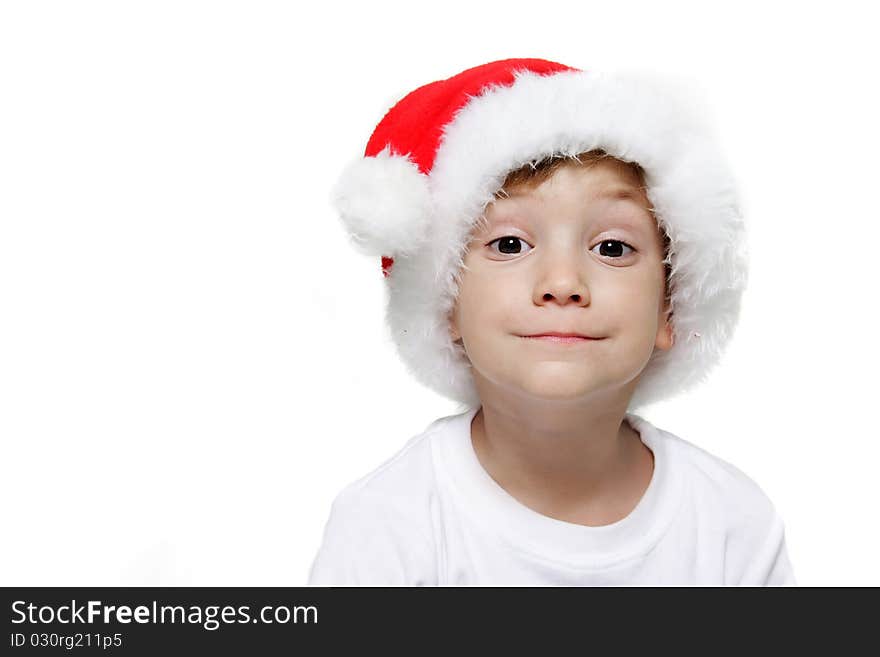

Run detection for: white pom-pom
[[330, 146, 433, 257]]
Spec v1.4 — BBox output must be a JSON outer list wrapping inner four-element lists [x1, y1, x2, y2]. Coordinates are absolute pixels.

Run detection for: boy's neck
[[468, 388, 654, 527]]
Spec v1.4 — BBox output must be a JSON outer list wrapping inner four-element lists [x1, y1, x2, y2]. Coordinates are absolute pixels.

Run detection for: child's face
[[449, 159, 674, 403]]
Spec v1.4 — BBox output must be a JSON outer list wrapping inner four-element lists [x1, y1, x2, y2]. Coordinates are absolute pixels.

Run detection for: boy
[[308, 58, 796, 586]]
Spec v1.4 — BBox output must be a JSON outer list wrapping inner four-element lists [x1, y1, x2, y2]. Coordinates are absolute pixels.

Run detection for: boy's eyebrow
[[591, 186, 648, 203], [487, 186, 651, 224], [501, 184, 646, 202]]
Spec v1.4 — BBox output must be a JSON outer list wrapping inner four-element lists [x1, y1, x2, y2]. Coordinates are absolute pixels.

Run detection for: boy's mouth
[[519, 332, 604, 343]]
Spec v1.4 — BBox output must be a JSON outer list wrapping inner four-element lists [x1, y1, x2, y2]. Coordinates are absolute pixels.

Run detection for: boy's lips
[[518, 332, 605, 343]]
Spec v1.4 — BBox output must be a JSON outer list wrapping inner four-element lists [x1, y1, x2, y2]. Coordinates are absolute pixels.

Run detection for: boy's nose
[[536, 288, 590, 307], [533, 268, 591, 307]]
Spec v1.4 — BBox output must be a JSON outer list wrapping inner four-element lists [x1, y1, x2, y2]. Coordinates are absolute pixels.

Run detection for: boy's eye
[[487, 236, 532, 256], [486, 236, 635, 259], [591, 239, 635, 258]]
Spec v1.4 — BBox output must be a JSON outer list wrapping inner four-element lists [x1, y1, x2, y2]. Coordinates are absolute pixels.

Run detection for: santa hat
[[330, 58, 748, 411]]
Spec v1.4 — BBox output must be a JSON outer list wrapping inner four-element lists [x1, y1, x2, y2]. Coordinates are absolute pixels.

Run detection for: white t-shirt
[[308, 407, 796, 586]]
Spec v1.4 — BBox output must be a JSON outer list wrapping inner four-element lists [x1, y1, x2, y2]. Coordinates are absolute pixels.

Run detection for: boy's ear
[[449, 315, 461, 343], [655, 301, 674, 351], [448, 309, 464, 345]]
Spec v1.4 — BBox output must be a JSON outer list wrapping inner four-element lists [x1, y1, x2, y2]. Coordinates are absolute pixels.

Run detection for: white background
[[1, 0, 877, 586]]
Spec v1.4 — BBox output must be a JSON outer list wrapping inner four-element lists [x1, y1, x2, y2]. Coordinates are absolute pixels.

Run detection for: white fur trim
[[330, 145, 433, 257], [384, 68, 748, 411]]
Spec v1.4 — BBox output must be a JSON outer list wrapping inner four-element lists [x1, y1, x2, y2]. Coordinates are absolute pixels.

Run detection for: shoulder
[[308, 414, 450, 586], [333, 413, 445, 518], [656, 422, 780, 527], [635, 416, 796, 585]]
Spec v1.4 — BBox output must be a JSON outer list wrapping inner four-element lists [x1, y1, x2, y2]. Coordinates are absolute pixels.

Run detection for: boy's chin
[[508, 373, 617, 403]]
